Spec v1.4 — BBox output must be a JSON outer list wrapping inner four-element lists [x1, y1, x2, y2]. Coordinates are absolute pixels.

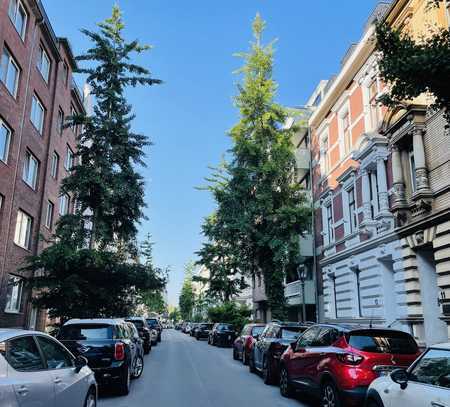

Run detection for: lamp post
[[297, 264, 307, 322]]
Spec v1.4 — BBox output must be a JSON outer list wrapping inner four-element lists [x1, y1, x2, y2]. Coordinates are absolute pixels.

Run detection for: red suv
[[279, 324, 420, 407]]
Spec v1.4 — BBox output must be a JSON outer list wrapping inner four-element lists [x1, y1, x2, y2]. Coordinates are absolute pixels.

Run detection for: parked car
[[233, 323, 266, 364], [0, 328, 97, 406], [190, 323, 199, 337], [125, 317, 152, 354], [58, 318, 145, 395], [208, 323, 236, 347], [184, 322, 193, 335], [195, 323, 214, 340], [124, 322, 144, 376], [146, 318, 162, 342], [279, 324, 421, 407], [250, 321, 308, 384], [365, 342, 450, 407]]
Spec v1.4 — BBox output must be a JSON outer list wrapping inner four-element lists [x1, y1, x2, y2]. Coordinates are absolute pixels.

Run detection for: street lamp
[[297, 264, 307, 323]]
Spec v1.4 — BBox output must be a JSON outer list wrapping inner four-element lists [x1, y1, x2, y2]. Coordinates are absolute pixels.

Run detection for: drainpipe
[[0, 16, 44, 315]]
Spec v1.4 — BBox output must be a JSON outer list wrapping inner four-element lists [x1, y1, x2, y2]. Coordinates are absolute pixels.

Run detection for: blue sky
[[43, 0, 379, 306]]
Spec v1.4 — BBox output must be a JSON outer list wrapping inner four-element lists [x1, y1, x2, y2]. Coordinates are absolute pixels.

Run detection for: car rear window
[[59, 324, 113, 340], [147, 319, 158, 327], [218, 324, 233, 331], [252, 326, 265, 336], [348, 330, 418, 354], [281, 327, 306, 340], [127, 320, 144, 329]]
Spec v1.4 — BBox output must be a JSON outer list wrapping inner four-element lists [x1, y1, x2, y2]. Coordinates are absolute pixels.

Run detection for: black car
[[249, 321, 309, 385], [125, 316, 152, 354], [58, 318, 144, 395], [146, 318, 162, 342], [208, 323, 236, 347], [194, 323, 214, 340]]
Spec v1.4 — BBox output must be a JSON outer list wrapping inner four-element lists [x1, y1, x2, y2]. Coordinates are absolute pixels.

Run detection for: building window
[[5, 275, 23, 313], [1, 47, 20, 97], [57, 108, 64, 135], [31, 95, 45, 134], [59, 194, 70, 216], [22, 150, 39, 189], [50, 151, 59, 179], [368, 79, 379, 130], [340, 111, 351, 156], [320, 135, 330, 175], [8, 0, 27, 40], [326, 203, 334, 243], [37, 46, 50, 83], [348, 187, 357, 233], [70, 105, 77, 134], [0, 119, 12, 164], [65, 146, 74, 171], [369, 171, 379, 218], [62, 61, 69, 86], [45, 200, 54, 229], [14, 209, 32, 249], [409, 148, 417, 193]]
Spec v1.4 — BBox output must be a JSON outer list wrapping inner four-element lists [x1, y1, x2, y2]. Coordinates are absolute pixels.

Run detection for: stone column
[[377, 157, 389, 213], [412, 128, 431, 196], [361, 170, 372, 221], [391, 145, 407, 208]]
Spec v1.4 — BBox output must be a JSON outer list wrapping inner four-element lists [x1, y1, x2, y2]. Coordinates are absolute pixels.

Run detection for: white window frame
[[4, 275, 24, 313], [321, 195, 335, 246], [50, 151, 59, 179], [14, 209, 32, 249], [1, 47, 20, 97], [57, 108, 64, 135], [347, 187, 358, 234], [369, 171, 379, 218], [0, 119, 12, 164], [37, 45, 50, 83], [59, 194, 70, 216], [65, 146, 74, 171], [338, 102, 351, 159], [409, 149, 417, 193], [319, 129, 330, 176], [8, 0, 28, 40], [22, 150, 39, 190], [70, 105, 77, 133], [45, 200, 54, 229], [31, 94, 45, 135]]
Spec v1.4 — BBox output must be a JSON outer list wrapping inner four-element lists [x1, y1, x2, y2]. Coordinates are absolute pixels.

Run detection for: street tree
[[179, 261, 196, 320], [376, 1, 450, 124], [26, 6, 162, 321], [198, 15, 311, 319]]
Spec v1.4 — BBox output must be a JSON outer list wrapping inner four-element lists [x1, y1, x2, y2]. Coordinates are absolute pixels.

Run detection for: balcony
[[299, 233, 313, 257], [284, 280, 315, 306], [295, 148, 310, 179]]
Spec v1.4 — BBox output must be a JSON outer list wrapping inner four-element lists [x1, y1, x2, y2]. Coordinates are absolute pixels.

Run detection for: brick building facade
[[0, 0, 84, 330]]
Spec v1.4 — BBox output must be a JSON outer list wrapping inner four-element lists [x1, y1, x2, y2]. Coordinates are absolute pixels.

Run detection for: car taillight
[[336, 353, 363, 365], [114, 343, 125, 361]]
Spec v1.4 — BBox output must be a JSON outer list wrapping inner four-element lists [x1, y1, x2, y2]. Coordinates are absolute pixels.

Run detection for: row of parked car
[[182, 320, 450, 407], [0, 316, 164, 406]]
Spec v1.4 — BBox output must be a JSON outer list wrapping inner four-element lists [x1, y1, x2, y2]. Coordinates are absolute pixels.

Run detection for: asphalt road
[[98, 329, 313, 407]]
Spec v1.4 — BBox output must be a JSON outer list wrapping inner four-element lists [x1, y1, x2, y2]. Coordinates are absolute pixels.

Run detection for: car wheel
[[84, 388, 96, 407], [118, 366, 131, 395], [280, 366, 294, 398], [196, 334, 200, 340], [262, 357, 274, 385], [320, 381, 341, 407], [249, 351, 256, 373], [367, 400, 383, 407], [132, 355, 144, 379], [233, 347, 239, 360]]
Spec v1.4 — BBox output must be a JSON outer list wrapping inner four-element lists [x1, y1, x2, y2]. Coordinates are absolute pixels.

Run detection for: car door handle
[[431, 402, 446, 407], [54, 378, 62, 384], [17, 385, 28, 395]]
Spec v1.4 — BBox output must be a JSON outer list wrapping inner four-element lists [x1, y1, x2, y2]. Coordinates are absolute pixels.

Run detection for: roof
[[0, 328, 50, 341], [64, 318, 125, 326], [432, 343, 450, 350]]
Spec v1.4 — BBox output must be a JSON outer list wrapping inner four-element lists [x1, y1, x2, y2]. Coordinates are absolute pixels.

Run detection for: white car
[[366, 343, 450, 407], [0, 329, 97, 407]]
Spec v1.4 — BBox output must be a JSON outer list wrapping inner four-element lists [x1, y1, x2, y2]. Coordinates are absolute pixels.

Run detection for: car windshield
[[59, 324, 112, 340], [348, 330, 418, 354], [252, 326, 265, 336], [147, 319, 159, 328], [281, 327, 305, 340], [127, 320, 144, 329]]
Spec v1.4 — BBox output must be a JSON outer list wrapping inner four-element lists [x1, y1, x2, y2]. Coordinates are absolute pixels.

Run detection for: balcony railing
[[295, 148, 310, 171], [284, 279, 315, 305]]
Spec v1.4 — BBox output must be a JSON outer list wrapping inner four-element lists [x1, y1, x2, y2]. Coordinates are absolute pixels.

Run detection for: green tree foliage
[[198, 15, 311, 319], [138, 235, 169, 314], [375, 2, 450, 124], [179, 261, 196, 320], [26, 6, 162, 321], [207, 302, 252, 332], [169, 307, 181, 322]]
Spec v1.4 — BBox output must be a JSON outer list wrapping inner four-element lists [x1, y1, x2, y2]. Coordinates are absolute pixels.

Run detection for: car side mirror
[[74, 355, 88, 373], [391, 368, 409, 390]]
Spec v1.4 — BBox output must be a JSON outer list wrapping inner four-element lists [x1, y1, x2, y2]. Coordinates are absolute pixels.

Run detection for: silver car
[[0, 329, 97, 407]]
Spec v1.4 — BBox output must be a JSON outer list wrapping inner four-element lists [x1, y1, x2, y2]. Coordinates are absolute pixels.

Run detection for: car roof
[[64, 318, 125, 326], [0, 328, 52, 342], [431, 342, 450, 350], [125, 316, 145, 321]]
